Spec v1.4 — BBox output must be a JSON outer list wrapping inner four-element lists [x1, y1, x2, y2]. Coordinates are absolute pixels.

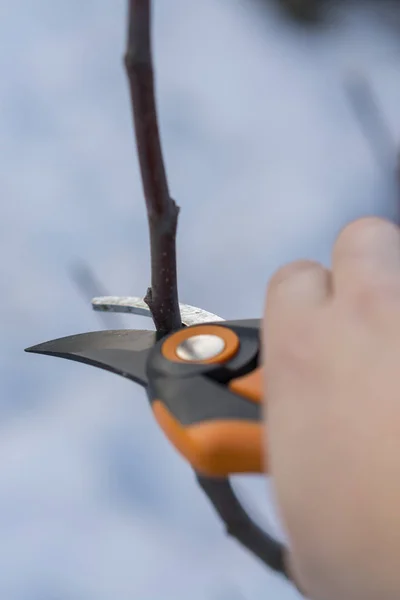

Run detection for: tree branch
[[344, 70, 397, 173], [277, 0, 321, 23], [124, 0, 182, 335], [344, 70, 400, 223]]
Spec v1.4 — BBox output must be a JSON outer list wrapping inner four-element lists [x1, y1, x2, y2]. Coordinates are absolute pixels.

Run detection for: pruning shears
[[25, 296, 289, 581]]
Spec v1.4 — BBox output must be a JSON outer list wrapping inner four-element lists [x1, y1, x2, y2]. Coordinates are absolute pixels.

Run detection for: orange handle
[[152, 400, 266, 477], [148, 320, 266, 477]]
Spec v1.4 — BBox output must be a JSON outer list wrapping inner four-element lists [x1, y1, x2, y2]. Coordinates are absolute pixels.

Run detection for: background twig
[[124, 0, 182, 335], [344, 70, 397, 172], [69, 262, 126, 329], [344, 69, 400, 222]]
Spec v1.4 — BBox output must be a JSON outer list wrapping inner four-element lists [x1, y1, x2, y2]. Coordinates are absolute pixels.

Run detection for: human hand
[[263, 217, 400, 600]]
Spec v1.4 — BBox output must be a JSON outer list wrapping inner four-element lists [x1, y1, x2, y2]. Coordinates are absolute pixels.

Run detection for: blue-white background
[[2, 1, 400, 598]]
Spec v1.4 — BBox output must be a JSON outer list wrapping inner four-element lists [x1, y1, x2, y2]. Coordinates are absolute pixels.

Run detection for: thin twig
[[344, 70, 397, 172], [124, 0, 182, 335], [69, 262, 126, 329], [344, 69, 400, 223]]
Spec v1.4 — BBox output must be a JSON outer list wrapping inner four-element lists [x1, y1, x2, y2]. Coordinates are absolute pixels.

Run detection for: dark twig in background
[[124, 0, 182, 335], [344, 70, 400, 222], [69, 262, 126, 329], [277, 0, 320, 22], [70, 262, 108, 307], [344, 70, 397, 172], [273, 0, 400, 26]]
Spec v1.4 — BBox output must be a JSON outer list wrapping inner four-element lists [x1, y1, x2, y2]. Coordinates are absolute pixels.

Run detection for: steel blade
[[91, 296, 224, 326], [25, 329, 156, 386]]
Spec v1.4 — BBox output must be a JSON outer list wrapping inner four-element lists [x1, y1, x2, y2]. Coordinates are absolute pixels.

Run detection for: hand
[[263, 217, 400, 600]]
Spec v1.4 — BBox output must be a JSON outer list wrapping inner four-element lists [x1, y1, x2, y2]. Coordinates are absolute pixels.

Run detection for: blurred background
[[2, 0, 400, 598]]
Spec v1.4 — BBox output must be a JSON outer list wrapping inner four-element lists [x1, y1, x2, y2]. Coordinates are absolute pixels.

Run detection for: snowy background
[[2, 0, 400, 598]]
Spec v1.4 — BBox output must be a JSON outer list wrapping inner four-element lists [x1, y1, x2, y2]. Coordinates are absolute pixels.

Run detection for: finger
[[262, 264, 332, 570], [284, 551, 308, 598], [262, 260, 331, 389], [265, 259, 331, 325], [332, 217, 400, 295]]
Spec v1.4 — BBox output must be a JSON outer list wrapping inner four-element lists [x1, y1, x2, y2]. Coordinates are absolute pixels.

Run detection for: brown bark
[[124, 0, 182, 335]]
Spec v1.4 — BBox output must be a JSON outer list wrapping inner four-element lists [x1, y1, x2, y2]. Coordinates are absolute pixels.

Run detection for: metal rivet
[[176, 334, 226, 362]]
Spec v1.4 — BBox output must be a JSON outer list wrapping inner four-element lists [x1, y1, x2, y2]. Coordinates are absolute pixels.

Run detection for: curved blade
[[222, 319, 260, 331], [25, 329, 156, 386], [91, 296, 224, 326]]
